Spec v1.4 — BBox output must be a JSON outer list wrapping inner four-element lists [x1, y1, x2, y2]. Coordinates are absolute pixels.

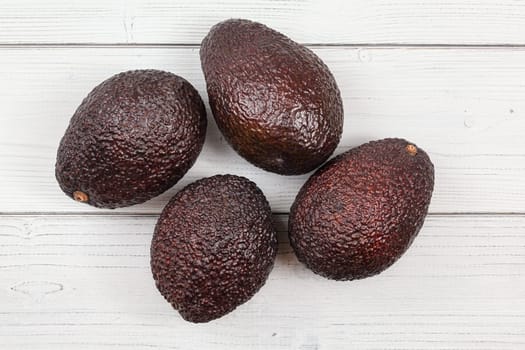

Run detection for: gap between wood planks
[[0, 212, 524, 217], [2, 43, 525, 49]]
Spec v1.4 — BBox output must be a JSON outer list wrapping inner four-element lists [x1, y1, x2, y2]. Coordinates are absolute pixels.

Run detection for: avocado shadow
[[200, 103, 233, 158], [273, 214, 297, 266]]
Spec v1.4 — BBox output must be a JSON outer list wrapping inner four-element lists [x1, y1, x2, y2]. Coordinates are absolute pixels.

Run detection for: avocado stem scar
[[405, 144, 418, 156], [73, 191, 89, 202]]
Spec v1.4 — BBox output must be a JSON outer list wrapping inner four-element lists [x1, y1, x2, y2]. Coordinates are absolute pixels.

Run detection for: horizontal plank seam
[[3, 43, 525, 49], [0, 212, 524, 217]]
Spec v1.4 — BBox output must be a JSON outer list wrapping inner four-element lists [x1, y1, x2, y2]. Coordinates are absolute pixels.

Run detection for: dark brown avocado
[[55, 69, 207, 208], [289, 138, 434, 280], [151, 174, 277, 323], [200, 19, 343, 175]]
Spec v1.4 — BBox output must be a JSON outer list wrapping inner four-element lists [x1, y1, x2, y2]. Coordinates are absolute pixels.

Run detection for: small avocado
[[200, 19, 343, 175], [289, 138, 434, 280], [151, 174, 277, 323], [55, 70, 207, 208]]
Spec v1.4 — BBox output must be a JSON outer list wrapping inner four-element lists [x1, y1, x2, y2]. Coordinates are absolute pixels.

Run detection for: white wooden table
[[1, 1, 524, 349]]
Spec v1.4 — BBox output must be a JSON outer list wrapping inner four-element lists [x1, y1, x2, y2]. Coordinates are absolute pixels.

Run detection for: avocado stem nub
[[405, 144, 418, 156], [73, 191, 89, 203]]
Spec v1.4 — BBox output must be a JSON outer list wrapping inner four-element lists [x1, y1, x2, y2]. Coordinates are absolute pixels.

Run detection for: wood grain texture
[[1, 2, 523, 349], [0, 1, 524, 45], [0, 214, 523, 349], [0, 47, 524, 214]]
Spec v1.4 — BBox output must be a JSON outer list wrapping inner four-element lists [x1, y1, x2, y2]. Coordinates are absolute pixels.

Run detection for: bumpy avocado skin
[[289, 138, 434, 280], [55, 70, 207, 208], [200, 19, 343, 175], [151, 175, 277, 323]]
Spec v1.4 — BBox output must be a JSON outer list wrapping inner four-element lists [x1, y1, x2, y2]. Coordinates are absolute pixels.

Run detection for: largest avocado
[[200, 19, 343, 175], [55, 70, 207, 209]]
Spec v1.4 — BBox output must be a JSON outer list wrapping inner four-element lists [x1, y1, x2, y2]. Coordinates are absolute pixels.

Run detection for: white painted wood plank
[[0, 214, 523, 349], [0, 0, 524, 45], [0, 47, 524, 214]]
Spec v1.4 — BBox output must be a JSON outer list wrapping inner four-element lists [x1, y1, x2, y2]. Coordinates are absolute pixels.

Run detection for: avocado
[[150, 174, 277, 323], [289, 138, 434, 280], [55, 70, 207, 208], [200, 19, 343, 175]]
